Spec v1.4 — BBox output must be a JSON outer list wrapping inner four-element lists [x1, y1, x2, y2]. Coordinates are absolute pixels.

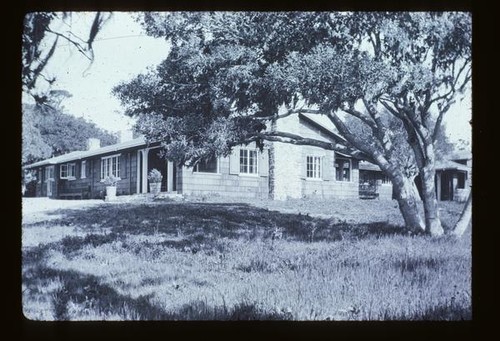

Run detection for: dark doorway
[[148, 149, 168, 192], [440, 171, 453, 201]]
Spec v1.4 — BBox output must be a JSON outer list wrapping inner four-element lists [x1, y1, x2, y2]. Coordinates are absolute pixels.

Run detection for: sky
[[29, 12, 471, 144], [34, 12, 171, 135]]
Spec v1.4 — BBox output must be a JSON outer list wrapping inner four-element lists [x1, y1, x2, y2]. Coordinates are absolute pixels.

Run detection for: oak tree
[[114, 12, 471, 236]]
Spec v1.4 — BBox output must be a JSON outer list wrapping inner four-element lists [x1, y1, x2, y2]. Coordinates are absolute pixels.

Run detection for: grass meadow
[[22, 197, 471, 321]]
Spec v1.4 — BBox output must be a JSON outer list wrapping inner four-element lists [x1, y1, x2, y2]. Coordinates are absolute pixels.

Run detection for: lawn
[[21, 196, 471, 320]]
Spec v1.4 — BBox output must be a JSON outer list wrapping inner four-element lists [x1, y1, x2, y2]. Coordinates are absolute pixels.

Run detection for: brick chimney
[[86, 138, 101, 151]]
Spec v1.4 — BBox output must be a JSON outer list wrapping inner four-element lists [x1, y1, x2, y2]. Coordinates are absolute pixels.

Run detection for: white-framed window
[[60, 163, 76, 179], [239, 149, 258, 175], [81, 160, 87, 179], [101, 154, 121, 179], [194, 156, 219, 173], [306, 156, 322, 179], [335, 157, 351, 182]]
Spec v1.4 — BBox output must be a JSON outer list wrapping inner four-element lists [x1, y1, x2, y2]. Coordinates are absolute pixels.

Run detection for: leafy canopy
[[22, 103, 118, 165], [114, 12, 471, 169]]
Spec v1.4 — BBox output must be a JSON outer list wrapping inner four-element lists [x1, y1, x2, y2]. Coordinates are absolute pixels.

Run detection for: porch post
[[452, 174, 458, 201], [167, 161, 174, 192], [141, 149, 149, 194], [436, 172, 441, 201], [136, 150, 141, 194]]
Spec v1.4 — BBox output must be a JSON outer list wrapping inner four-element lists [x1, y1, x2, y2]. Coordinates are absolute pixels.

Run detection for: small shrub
[[103, 175, 120, 186], [147, 169, 163, 183]]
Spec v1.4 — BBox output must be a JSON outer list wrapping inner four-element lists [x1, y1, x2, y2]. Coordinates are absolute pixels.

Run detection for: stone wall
[[272, 113, 361, 200], [272, 113, 303, 200], [180, 143, 269, 199]]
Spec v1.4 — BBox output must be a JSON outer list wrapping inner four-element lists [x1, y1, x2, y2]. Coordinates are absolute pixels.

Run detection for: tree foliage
[[22, 12, 111, 105], [114, 12, 471, 235], [22, 103, 118, 165]]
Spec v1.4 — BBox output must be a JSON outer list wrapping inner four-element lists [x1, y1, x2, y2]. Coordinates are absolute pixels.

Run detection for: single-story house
[[358, 161, 393, 199], [412, 151, 471, 202], [433, 152, 472, 202], [24, 113, 394, 201]]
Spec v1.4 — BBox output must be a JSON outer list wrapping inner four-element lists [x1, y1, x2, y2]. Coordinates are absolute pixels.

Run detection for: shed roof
[[450, 150, 472, 161], [435, 159, 471, 172]]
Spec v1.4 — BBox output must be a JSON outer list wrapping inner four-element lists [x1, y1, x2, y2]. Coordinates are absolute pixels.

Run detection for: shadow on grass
[[383, 302, 472, 321], [23, 264, 292, 320], [24, 202, 415, 254]]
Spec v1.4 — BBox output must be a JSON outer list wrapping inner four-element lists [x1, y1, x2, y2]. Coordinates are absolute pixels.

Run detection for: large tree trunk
[[391, 174, 426, 232], [420, 166, 444, 236], [451, 190, 472, 237]]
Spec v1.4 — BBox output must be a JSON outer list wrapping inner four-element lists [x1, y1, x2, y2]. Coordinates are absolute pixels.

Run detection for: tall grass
[[22, 199, 471, 320]]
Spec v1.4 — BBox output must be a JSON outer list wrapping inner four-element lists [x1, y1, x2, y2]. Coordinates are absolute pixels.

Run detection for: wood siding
[[53, 149, 139, 199]]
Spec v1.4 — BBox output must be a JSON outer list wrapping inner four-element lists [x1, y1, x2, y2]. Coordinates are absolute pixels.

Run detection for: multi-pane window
[[240, 149, 258, 174], [306, 156, 322, 179], [81, 161, 86, 179], [101, 155, 120, 179], [335, 157, 351, 182], [194, 156, 218, 173], [60, 163, 75, 179]]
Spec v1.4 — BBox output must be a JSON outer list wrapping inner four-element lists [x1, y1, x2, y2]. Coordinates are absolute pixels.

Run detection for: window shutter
[[259, 149, 269, 176], [323, 152, 333, 181], [229, 147, 240, 174]]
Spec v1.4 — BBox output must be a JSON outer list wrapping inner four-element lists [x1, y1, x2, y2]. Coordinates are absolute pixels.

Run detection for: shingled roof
[[24, 136, 147, 169]]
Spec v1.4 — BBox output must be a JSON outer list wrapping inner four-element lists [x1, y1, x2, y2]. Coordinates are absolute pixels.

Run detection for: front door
[[440, 171, 453, 201], [45, 166, 54, 197]]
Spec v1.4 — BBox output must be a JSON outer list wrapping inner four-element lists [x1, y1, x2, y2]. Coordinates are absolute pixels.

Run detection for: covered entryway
[[136, 148, 176, 194], [439, 170, 454, 201], [434, 159, 471, 201]]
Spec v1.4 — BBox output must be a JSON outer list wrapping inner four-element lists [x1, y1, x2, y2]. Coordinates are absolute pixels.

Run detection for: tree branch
[[326, 111, 381, 158], [362, 98, 394, 156], [255, 107, 321, 121], [46, 29, 92, 61], [25, 36, 59, 90], [342, 104, 378, 131], [379, 99, 427, 167], [452, 58, 471, 91], [432, 110, 446, 143], [379, 98, 402, 118], [246, 131, 368, 159]]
